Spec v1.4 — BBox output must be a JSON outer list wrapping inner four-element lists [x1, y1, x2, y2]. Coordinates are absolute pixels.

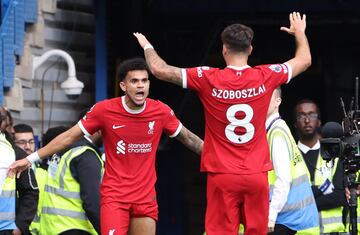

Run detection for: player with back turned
[[134, 12, 311, 235]]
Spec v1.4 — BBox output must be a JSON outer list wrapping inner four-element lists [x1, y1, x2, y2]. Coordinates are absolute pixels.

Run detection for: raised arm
[[281, 12, 311, 78], [8, 124, 84, 177], [133, 32, 183, 86], [175, 125, 203, 156]]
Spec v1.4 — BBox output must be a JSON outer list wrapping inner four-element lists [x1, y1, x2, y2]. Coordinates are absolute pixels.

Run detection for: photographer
[[294, 99, 347, 234]]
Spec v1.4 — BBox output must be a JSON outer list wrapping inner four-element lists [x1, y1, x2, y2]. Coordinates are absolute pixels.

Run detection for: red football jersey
[[78, 96, 182, 203], [182, 64, 292, 174]]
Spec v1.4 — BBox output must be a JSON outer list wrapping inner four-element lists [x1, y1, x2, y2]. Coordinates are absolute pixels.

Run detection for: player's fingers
[[7, 168, 14, 178], [302, 14, 307, 22], [280, 27, 290, 33]]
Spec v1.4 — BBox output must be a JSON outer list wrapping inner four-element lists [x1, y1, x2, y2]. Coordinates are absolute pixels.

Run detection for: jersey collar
[[226, 65, 251, 70], [121, 96, 146, 114]]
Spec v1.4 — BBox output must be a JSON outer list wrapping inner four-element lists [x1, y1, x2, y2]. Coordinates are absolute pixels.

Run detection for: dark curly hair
[[117, 58, 150, 82]]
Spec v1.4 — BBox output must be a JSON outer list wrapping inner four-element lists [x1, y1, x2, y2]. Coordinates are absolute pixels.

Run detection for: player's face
[[120, 70, 150, 109], [295, 103, 321, 139]]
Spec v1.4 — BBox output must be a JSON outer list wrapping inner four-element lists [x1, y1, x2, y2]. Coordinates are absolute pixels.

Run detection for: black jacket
[[13, 144, 39, 235]]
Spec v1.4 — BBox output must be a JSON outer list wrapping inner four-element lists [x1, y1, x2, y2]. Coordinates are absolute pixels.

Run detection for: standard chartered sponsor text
[[128, 143, 152, 153], [212, 84, 266, 100]]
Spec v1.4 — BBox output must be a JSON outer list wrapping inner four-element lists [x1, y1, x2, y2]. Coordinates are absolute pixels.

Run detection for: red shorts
[[100, 200, 158, 235], [205, 172, 269, 235]]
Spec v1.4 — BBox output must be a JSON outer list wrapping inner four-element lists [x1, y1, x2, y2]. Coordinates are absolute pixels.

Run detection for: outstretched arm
[[281, 12, 311, 78], [8, 124, 84, 177], [175, 126, 203, 155], [133, 32, 183, 86]]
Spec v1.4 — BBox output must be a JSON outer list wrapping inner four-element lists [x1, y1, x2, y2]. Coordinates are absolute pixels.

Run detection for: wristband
[[144, 43, 154, 51], [26, 151, 40, 164]]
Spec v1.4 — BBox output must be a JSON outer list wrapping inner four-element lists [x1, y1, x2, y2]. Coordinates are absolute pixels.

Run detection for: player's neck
[[225, 55, 248, 67], [122, 95, 146, 113]]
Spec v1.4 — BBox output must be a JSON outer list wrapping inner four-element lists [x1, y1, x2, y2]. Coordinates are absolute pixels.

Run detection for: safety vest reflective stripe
[[321, 216, 344, 225], [270, 174, 314, 213], [270, 174, 308, 195], [0, 181, 16, 221], [44, 185, 80, 199], [58, 148, 78, 188], [42, 207, 88, 220], [282, 195, 316, 212], [0, 189, 15, 197], [0, 212, 15, 220], [32, 213, 39, 222]]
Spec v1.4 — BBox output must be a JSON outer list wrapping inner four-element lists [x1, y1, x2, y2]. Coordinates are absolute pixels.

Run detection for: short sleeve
[[256, 63, 292, 88], [78, 102, 104, 136], [161, 103, 182, 138], [181, 66, 215, 91]]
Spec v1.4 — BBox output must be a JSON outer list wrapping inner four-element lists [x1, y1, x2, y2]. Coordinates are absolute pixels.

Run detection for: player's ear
[[276, 97, 282, 107], [119, 81, 126, 92], [247, 45, 253, 56], [222, 44, 227, 56]]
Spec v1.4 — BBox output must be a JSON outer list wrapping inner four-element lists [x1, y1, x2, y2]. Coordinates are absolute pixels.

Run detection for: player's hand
[[280, 12, 306, 35], [7, 158, 31, 178], [133, 32, 151, 49], [345, 186, 360, 203], [345, 187, 350, 202], [268, 219, 275, 233], [12, 228, 22, 235]]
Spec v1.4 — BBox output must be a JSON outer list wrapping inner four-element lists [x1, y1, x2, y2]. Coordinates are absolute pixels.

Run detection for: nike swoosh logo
[[112, 125, 125, 129]]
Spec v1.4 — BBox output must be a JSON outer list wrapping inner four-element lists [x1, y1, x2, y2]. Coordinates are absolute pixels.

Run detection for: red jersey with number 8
[[182, 64, 291, 174]]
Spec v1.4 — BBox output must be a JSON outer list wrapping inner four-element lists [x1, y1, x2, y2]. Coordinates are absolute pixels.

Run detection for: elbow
[[301, 55, 312, 72], [151, 68, 162, 79]]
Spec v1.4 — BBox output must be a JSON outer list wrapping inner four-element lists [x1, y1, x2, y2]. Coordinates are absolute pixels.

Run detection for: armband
[[26, 151, 40, 164], [144, 43, 154, 51]]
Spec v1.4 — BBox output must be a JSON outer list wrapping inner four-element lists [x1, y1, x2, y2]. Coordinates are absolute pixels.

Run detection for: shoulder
[[147, 98, 171, 110], [89, 98, 121, 114], [254, 64, 289, 73], [148, 99, 177, 118], [186, 66, 219, 76], [268, 122, 290, 138]]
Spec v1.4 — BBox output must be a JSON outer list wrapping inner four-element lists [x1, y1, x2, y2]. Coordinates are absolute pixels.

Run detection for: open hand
[[7, 158, 31, 178], [280, 12, 307, 35], [133, 32, 151, 49]]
